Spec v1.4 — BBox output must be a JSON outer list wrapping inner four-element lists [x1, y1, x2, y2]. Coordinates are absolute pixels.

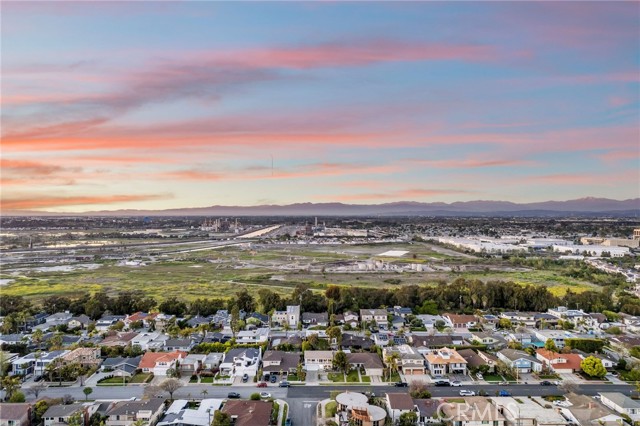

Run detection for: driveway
[[85, 371, 113, 386], [306, 370, 319, 384], [402, 374, 431, 384]]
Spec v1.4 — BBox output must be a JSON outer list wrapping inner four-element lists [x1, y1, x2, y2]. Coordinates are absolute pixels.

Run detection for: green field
[[1, 242, 608, 303]]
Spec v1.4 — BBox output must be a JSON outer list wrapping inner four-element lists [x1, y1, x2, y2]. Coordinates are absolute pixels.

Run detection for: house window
[[8, 421, 15, 426]]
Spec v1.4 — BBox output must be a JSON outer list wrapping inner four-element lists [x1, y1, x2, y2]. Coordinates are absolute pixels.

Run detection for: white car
[[459, 390, 476, 396], [476, 373, 484, 380], [260, 392, 271, 399], [451, 381, 462, 387]]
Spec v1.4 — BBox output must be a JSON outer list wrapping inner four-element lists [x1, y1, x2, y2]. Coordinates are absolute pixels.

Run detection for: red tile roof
[[138, 351, 187, 369]]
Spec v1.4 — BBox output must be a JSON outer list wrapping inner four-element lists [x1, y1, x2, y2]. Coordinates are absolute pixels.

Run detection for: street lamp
[[207, 408, 211, 426]]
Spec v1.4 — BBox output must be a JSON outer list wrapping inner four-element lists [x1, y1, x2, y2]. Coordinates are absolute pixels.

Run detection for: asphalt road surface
[[29, 383, 634, 426]]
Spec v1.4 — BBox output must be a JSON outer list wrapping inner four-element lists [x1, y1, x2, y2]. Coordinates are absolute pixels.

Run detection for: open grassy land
[[0, 242, 607, 303]]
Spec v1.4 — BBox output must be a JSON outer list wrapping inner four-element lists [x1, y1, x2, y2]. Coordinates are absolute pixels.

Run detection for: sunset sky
[[2, 1, 639, 212]]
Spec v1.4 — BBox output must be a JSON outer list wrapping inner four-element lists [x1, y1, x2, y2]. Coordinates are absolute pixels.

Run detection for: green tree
[[9, 391, 26, 402], [250, 392, 261, 401], [398, 411, 418, 426], [332, 351, 349, 374], [544, 339, 558, 353], [212, 411, 231, 426], [83, 386, 93, 400], [67, 413, 83, 426], [581, 356, 607, 378], [497, 318, 513, 330], [326, 326, 342, 347], [1, 376, 21, 400]]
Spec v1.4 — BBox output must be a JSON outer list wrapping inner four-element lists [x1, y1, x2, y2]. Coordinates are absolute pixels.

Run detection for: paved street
[[27, 382, 635, 426]]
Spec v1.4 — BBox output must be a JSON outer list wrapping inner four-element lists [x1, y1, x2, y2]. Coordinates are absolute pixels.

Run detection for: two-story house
[[302, 312, 329, 328], [383, 345, 426, 375], [0, 404, 31, 426], [61, 348, 101, 368], [235, 328, 269, 345], [423, 347, 467, 376], [132, 332, 168, 351], [535, 348, 582, 373], [304, 350, 335, 371], [272, 306, 300, 329], [43, 404, 86, 426], [219, 347, 261, 377], [360, 309, 388, 327], [442, 313, 478, 330]]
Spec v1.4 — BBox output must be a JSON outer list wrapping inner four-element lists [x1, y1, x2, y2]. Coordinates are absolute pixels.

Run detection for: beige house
[[424, 347, 467, 376], [304, 350, 335, 371], [105, 399, 165, 426], [62, 348, 102, 368], [1, 404, 31, 426], [440, 397, 506, 426]]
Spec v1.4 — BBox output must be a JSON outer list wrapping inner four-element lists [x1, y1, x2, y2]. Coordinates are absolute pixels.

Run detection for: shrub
[[250, 393, 261, 401]]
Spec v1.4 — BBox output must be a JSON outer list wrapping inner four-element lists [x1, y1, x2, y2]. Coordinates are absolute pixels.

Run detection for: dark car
[[242, 374, 249, 383], [394, 382, 408, 387], [227, 392, 241, 399], [540, 380, 552, 386], [270, 375, 278, 383], [279, 381, 290, 388], [434, 381, 451, 387]]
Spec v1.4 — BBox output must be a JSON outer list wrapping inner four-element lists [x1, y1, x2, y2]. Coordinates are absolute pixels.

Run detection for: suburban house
[[500, 311, 538, 327], [67, 315, 92, 330], [302, 312, 329, 327], [457, 349, 497, 373], [341, 334, 373, 350], [157, 399, 223, 426], [124, 312, 158, 328], [304, 350, 335, 371], [261, 351, 301, 377], [179, 354, 206, 375], [413, 399, 440, 425], [388, 306, 413, 318], [564, 393, 625, 426], [163, 338, 195, 352], [423, 347, 468, 376], [469, 331, 506, 349], [335, 392, 386, 426], [138, 351, 187, 376], [101, 356, 142, 377], [536, 349, 583, 373], [0, 403, 31, 426], [534, 330, 572, 349], [383, 345, 426, 375], [235, 328, 269, 345], [221, 400, 272, 426], [506, 332, 534, 347], [440, 397, 507, 426], [346, 352, 384, 377], [100, 332, 137, 347], [410, 334, 462, 349], [246, 312, 269, 326], [132, 332, 168, 351], [105, 399, 166, 426], [37, 312, 73, 331], [385, 393, 415, 423], [497, 349, 543, 373], [442, 313, 478, 330], [203, 353, 224, 370], [12, 350, 69, 377], [272, 305, 301, 329], [360, 309, 388, 327], [599, 392, 640, 422], [43, 404, 86, 426], [414, 315, 446, 330], [372, 333, 390, 347], [95, 315, 126, 332], [219, 348, 261, 377], [61, 348, 102, 368], [492, 397, 568, 426], [342, 311, 360, 328]]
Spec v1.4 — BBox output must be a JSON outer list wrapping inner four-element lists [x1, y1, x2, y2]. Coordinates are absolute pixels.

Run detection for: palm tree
[[385, 353, 399, 382], [201, 389, 208, 398]]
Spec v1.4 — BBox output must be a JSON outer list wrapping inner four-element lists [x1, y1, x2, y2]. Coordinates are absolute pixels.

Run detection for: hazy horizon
[[2, 2, 639, 213]]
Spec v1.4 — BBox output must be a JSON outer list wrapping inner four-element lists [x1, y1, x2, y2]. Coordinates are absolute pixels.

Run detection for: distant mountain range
[[5, 197, 639, 217]]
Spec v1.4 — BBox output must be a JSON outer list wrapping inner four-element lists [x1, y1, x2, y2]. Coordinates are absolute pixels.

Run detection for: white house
[[219, 347, 261, 377], [236, 328, 269, 345], [304, 350, 335, 371], [599, 392, 640, 422]]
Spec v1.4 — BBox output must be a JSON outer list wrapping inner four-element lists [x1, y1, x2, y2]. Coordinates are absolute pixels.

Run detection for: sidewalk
[[275, 399, 289, 426]]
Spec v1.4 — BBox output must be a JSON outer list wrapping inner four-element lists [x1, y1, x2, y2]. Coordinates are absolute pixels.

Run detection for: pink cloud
[[2, 193, 171, 211]]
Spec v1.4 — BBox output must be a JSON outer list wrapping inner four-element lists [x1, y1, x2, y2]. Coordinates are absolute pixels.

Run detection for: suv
[[394, 382, 408, 387], [270, 375, 278, 383], [242, 374, 249, 383], [434, 381, 450, 387], [279, 381, 290, 388], [227, 392, 240, 399], [459, 390, 476, 396]]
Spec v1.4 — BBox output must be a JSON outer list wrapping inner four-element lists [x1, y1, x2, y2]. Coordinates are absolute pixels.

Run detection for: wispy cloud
[[2, 193, 172, 211]]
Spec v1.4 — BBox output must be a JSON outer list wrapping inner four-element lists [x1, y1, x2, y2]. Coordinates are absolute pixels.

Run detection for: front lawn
[[346, 370, 359, 383], [328, 372, 344, 382], [325, 401, 337, 417], [97, 376, 128, 385], [287, 374, 301, 381], [361, 376, 371, 383], [130, 373, 153, 383], [385, 371, 400, 382], [200, 377, 214, 383], [483, 374, 503, 382]]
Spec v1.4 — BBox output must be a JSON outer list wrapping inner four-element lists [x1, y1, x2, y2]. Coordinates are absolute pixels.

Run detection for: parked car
[[260, 392, 271, 399], [499, 390, 511, 397], [394, 382, 408, 387], [227, 392, 241, 399], [279, 381, 290, 388], [540, 381, 552, 386], [476, 373, 484, 380], [434, 381, 451, 387], [242, 374, 249, 383], [270, 375, 278, 383], [257, 382, 268, 388], [451, 381, 462, 387], [459, 390, 476, 396]]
